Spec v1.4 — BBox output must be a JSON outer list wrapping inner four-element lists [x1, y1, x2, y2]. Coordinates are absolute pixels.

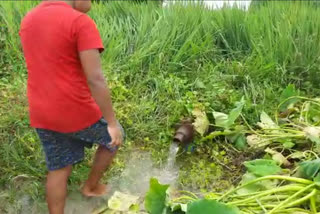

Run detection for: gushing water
[[157, 142, 179, 185], [165, 143, 179, 170]]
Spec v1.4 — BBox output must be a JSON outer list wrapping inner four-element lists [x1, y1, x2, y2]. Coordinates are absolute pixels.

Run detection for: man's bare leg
[[46, 165, 72, 214], [82, 145, 116, 196]]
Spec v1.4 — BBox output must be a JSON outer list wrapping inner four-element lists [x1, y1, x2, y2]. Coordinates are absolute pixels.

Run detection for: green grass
[[1, 0, 320, 212]]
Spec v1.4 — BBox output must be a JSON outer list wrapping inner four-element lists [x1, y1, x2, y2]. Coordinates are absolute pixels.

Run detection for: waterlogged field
[[1, 1, 320, 213]]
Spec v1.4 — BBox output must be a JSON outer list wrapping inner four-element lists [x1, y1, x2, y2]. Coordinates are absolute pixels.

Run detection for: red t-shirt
[[19, 1, 104, 133]]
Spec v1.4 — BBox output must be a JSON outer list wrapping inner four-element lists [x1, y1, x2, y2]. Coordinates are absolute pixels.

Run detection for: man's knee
[[47, 165, 72, 182], [97, 145, 117, 156]]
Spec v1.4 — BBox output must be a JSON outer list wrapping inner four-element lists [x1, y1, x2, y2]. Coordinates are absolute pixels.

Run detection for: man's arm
[[79, 49, 122, 147]]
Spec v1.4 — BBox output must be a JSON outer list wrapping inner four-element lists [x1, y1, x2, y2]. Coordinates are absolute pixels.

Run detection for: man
[[19, 1, 123, 213]]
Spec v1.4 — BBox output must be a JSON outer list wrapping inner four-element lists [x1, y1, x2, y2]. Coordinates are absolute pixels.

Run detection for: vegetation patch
[[1, 1, 320, 213]]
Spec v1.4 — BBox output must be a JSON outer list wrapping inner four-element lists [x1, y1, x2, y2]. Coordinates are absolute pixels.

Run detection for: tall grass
[[1, 1, 320, 209], [2, 1, 320, 85], [88, 1, 320, 87]]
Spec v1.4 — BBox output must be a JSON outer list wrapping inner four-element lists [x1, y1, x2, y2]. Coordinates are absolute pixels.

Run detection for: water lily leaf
[[265, 148, 291, 167], [213, 98, 244, 130], [299, 159, 320, 180], [227, 97, 245, 127], [213, 112, 229, 128], [282, 140, 295, 149], [145, 178, 170, 214], [281, 84, 297, 100], [234, 134, 247, 150], [257, 111, 278, 129], [279, 84, 299, 111], [108, 191, 139, 212], [187, 199, 239, 214], [236, 172, 278, 195], [314, 174, 320, 184], [288, 151, 305, 160], [192, 108, 209, 136], [303, 126, 320, 145], [244, 159, 281, 177]]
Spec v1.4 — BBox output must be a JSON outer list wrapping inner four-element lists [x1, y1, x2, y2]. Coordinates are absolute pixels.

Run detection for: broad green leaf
[[213, 98, 245, 130], [288, 151, 305, 160], [108, 191, 139, 212], [244, 159, 281, 177], [236, 172, 277, 195], [282, 140, 295, 149], [187, 199, 239, 214], [192, 108, 209, 136], [213, 112, 229, 128], [280, 84, 297, 99], [145, 178, 170, 214], [227, 97, 245, 128], [234, 134, 247, 150], [279, 84, 299, 111], [299, 159, 320, 180]]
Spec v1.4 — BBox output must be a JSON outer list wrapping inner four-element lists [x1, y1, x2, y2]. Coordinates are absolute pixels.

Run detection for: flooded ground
[[1, 145, 181, 214], [109, 143, 179, 195]]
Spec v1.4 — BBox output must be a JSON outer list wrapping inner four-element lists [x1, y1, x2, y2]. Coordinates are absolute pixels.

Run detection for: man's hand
[[108, 124, 123, 148]]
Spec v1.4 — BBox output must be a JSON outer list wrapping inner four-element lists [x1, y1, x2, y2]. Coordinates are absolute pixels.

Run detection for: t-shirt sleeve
[[74, 14, 104, 53]]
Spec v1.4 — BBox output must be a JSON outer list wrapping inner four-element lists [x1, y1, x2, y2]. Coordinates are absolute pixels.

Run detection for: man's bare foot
[[81, 183, 110, 197]]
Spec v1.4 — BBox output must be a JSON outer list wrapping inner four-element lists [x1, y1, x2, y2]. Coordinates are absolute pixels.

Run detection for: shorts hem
[[47, 158, 84, 171]]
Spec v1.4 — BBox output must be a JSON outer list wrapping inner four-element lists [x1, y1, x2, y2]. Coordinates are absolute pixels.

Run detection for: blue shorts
[[36, 118, 124, 171]]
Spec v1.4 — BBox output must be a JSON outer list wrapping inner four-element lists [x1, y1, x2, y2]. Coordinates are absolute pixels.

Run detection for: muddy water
[[6, 145, 180, 214], [109, 144, 180, 195]]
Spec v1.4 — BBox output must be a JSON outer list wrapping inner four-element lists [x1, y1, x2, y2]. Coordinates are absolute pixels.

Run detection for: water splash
[[166, 143, 179, 170], [157, 143, 179, 185]]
